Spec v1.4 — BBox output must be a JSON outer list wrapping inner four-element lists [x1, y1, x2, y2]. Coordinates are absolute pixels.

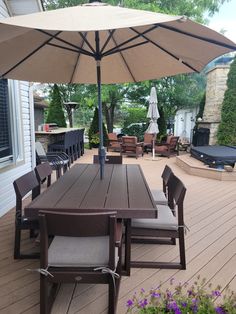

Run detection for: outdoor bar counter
[[35, 127, 83, 151]]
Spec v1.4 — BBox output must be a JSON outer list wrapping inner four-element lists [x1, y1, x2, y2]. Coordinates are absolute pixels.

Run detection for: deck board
[[0, 151, 236, 313]]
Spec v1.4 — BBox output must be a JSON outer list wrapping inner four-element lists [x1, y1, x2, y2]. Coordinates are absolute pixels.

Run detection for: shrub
[[217, 57, 236, 145], [88, 107, 108, 148], [126, 277, 236, 314], [46, 84, 66, 127]]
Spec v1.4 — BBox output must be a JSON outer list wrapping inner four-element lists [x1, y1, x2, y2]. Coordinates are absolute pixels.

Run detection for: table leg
[[123, 219, 131, 276]]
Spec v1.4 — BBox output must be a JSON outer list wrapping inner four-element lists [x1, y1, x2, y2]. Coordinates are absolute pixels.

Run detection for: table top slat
[[105, 165, 129, 208], [56, 165, 99, 209], [80, 165, 113, 208], [127, 165, 155, 209]]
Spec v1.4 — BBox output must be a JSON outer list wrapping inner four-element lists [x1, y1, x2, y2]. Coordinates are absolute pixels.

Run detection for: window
[[0, 79, 12, 162], [0, 79, 24, 168]]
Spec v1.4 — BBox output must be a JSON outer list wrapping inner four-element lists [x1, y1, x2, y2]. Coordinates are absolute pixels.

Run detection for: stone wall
[[198, 65, 229, 145]]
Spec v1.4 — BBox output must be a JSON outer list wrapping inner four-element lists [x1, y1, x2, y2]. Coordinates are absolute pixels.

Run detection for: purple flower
[[126, 299, 133, 308], [139, 298, 148, 308], [168, 301, 178, 310], [215, 307, 226, 314], [167, 291, 173, 299], [141, 288, 145, 293], [181, 302, 187, 307], [212, 290, 221, 297], [151, 292, 161, 298]]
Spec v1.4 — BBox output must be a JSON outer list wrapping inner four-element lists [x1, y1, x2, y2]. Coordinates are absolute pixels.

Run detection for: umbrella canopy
[[146, 86, 160, 134], [0, 2, 235, 177], [0, 3, 235, 83]]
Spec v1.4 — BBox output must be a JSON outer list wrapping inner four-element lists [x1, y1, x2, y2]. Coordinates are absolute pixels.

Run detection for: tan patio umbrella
[[0, 1, 235, 178]]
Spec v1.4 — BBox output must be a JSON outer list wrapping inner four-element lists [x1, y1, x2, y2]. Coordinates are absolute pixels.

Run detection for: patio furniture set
[[107, 132, 180, 159], [12, 158, 187, 314]]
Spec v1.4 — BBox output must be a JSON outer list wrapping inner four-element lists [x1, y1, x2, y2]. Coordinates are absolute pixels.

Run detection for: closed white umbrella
[[146, 87, 160, 159]]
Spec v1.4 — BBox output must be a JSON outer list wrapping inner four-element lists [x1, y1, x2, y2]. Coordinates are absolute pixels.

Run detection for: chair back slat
[[39, 211, 117, 237], [35, 141, 46, 156]]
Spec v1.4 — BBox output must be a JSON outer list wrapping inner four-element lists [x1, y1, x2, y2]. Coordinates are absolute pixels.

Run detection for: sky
[[208, 0, 236, 43]]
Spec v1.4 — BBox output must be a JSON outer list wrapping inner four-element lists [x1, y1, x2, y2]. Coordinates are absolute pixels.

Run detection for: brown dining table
[[25, 163, 157, 275]]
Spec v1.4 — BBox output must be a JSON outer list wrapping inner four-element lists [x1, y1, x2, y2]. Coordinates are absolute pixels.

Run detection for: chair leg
[[40, 276, 49, 314], [14, 227, 21, 259], [108, 279, 116, 314], [179, 229, 186, 269]]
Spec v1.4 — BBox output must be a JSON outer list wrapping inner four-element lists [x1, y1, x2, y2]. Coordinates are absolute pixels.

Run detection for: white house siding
[[0, 1, 36, 216]]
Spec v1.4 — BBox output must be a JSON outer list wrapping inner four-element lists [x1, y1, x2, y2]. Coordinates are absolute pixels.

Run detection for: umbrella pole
[[95, 31, 105, 179]]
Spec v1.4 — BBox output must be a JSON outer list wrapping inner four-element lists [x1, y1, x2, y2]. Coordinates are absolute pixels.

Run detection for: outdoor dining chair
[[35, 141, 70, 178], [35, 162, 52, 194], [151, 165, 173, 207], [93, 155, 123, 164], [131, 174, 187, 269], [13, 171, 40, 259], [47, 131, 73, 163], [39, 211, 123, 314]]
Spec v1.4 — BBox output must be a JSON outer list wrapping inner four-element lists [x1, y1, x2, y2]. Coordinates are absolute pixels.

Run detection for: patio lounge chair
[[131, 174, 187, 269], [107, 133, 121, 152], [93, 155, 123, 164], [143, 133, 156, 153], [39, 211, 122, 314], [13, 171, 40, 259], [155, 136, 179, 158], [120, 136, 143, 159]]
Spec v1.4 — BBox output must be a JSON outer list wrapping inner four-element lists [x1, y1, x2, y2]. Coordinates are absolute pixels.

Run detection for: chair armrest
[[115, 221, 123, 246]]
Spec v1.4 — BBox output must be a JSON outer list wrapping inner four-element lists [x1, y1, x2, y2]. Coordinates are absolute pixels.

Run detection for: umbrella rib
[[78, 32, 96, 54], [101, 30, 116, 54], [158, 24, 236, 50], [102, 25, 158, 57], [37, 29, 94, 57], [1, 31, 62, 78], [130, 27, 199, 73], [103, 40, 149, 57], [47, 42, 92, 56], [108, 33, 137, 82]]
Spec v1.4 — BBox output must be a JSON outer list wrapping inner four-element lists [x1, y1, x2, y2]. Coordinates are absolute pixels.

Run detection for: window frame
[[0, 79, 24, 169]]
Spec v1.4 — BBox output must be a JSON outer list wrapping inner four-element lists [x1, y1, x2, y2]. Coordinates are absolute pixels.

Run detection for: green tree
[[88, 107, 108, 148], [46, 84, 66, 127], [217, 57, 236, 145]]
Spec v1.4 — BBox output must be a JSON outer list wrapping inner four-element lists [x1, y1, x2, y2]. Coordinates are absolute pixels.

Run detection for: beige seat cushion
[[132, 204, 178, 230], [48, 236, 118, 267], [151, 189, 168, 205]]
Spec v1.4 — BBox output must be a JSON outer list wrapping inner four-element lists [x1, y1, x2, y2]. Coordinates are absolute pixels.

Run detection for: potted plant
[[90, 133, 100, 148], [126, 277, 236, 313]]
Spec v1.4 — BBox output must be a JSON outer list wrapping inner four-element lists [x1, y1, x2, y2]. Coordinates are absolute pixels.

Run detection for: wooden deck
[[1, 150, 236, 314]]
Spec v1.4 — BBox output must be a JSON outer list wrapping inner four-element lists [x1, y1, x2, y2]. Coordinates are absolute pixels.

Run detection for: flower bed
[[126, 277, 236, 313]]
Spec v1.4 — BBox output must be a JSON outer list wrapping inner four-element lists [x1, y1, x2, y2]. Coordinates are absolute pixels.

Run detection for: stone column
[[198, 65, 229, 145]]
